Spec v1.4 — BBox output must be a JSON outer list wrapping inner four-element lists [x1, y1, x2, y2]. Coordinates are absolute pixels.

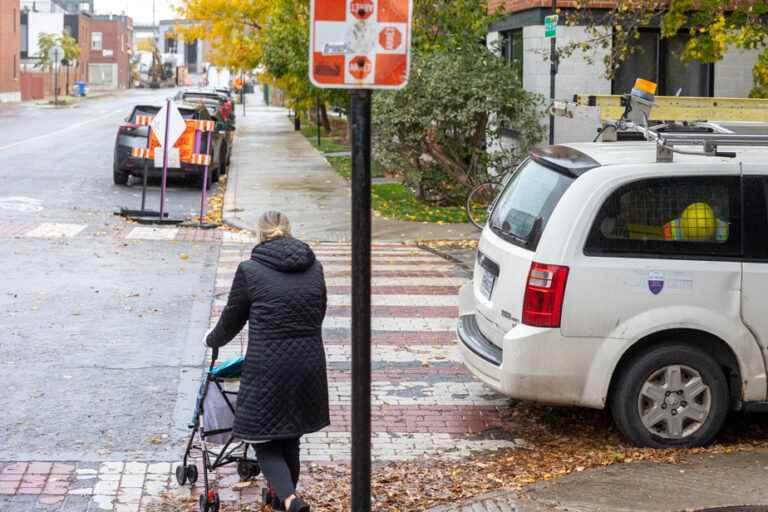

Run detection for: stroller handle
[[210, 346, 219, 369]]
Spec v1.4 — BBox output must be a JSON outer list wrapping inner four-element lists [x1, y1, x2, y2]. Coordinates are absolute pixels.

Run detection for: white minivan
[[458, 141, 768, 448]]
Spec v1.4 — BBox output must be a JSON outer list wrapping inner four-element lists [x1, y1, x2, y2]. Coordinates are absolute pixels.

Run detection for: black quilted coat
[[206, 237, 330, 441]]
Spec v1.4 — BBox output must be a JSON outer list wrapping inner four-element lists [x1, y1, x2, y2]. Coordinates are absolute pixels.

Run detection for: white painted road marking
[[125, 227, 179, 240], [325, 344, 461, 363], [24, 222, 86, 238], [216, 276, 464, 288]]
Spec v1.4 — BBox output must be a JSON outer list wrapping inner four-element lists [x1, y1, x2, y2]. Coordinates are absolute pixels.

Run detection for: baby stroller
[[177, 347, 269, 512]]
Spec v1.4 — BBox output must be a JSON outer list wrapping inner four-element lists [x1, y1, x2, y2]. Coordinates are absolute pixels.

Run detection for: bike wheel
[[466, 181, 500, 229]]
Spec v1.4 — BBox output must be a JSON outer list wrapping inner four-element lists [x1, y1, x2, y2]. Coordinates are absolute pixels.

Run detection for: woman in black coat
[[206, 211, 329, 512]]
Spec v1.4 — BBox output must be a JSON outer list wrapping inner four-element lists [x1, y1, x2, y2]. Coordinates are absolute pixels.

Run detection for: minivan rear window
[[489, 159, 574, 250]]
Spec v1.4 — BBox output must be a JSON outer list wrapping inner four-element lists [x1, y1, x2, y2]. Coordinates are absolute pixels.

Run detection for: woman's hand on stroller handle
[[203, 327, 218, 362]]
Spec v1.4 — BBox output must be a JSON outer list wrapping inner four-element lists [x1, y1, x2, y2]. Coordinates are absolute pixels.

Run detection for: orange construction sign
[[309, 0, 412, 90]]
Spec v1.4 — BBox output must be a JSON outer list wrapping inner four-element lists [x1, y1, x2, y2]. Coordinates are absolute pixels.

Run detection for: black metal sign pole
[[140, 130, 150, 211], [350, 88, 372, 512], [548, 0, 557, 145], [316, 95, 321, 148]]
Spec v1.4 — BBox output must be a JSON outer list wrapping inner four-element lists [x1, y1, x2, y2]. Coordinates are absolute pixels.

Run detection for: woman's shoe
[[262, 487, 284, 511], [287, 496, 310, 512]]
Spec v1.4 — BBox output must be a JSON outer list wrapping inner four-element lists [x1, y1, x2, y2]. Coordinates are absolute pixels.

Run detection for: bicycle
[[465, 180, 502, 229]]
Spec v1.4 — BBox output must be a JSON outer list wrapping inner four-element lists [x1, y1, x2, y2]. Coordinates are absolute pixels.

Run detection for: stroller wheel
[[237, 461, 261, 481], [186, 464, 198, 485], [175, 464, 188, 486], [199, 490, 220, 512]]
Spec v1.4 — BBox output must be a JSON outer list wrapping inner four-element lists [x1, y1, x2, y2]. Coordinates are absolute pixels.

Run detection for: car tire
[[113, 166, 129, 186], [610, 343, 729, 448]]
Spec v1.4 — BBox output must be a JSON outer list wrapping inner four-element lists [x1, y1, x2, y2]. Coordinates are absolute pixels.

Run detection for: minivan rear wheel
[[610, 343, 729, 448]]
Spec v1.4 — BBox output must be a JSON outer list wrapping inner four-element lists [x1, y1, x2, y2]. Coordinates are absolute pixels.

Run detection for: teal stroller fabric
[[211, 356, 245, 379]]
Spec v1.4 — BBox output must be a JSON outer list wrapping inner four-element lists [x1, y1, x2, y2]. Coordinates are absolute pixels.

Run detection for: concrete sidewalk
[[223, 94, 479, 242], [430, 450, 768, 512]]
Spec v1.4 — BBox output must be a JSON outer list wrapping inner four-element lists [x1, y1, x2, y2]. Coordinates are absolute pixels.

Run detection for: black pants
[[254, 438, 301, 502]]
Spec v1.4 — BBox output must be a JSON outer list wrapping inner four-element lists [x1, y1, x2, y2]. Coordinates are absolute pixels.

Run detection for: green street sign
[[544, 14, 558, 39]]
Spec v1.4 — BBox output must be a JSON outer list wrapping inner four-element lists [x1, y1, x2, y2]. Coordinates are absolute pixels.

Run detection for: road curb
[[221, 131, 255, 234]]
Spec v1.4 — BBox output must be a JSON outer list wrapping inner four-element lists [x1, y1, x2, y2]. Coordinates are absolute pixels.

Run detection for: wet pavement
[[223, 95, 480, 242], [0, 88, 219, 463]]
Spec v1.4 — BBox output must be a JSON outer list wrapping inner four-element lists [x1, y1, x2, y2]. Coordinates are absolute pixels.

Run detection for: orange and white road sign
[[190, 153, 211, 166], [131, 147, 153, 159], [135, 115, 154, 126], [195, 120, 216, 132], [310, 0, 412, 90]]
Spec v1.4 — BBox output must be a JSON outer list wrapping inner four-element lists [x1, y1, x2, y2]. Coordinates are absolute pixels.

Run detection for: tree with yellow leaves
[[175, 0, 268, 72]]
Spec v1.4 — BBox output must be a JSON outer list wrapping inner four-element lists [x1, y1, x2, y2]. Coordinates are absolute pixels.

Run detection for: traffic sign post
[[152, 99, 186, 221], [310, 1, 412, 510], [48, 45, 62, 105], [116, 103, 185, 225], [545, 8, 558, 144]]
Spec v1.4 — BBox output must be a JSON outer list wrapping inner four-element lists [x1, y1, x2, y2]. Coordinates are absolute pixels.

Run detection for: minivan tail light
[[522, 262, 569, 328]]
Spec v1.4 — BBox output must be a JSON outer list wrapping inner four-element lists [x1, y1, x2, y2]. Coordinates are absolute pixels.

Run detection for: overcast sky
[[94, 0, 179, 25]]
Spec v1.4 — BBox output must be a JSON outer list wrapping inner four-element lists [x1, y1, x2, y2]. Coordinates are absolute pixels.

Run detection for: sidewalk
[[429, 450, 768, 512], [223, 94, 479, 242]]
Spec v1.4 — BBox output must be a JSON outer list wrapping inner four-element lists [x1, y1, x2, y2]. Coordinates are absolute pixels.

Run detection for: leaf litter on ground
[[149, 401, 768, 511]]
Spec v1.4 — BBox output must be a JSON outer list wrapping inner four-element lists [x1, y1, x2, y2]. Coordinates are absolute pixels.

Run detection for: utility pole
[[548, 0, 558, 145]]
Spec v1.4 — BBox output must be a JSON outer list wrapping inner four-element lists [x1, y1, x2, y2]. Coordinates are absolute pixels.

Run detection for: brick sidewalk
[[0, 240, 523, 511]]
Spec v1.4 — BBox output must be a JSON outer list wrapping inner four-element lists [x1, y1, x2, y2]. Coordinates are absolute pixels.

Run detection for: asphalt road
[[0, 88, 217, 223], [0, 89, 220, 461]]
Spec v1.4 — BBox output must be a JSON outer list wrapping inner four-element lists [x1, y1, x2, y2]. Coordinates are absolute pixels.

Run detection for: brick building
[[489, 0, 763, 142], [64, 12, 89, 85], [0, 0, 21, 102], [88, 14, 132, 88]]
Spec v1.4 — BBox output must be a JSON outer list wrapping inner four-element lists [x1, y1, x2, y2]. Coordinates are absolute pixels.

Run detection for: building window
[[612, 30, 712, 97], [13, 9, 16, 32], [91, 32, 102, 51], [13, 54, 17, 79], [166, 35, 178, 54], [20, 22, 28, 58], [500, 29, 523, 84]]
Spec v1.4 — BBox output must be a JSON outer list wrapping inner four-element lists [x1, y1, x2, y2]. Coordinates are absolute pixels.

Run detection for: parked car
[[176, 88, 236, 127], [458, 132, 768, 449], [113, 103, 228, 188]]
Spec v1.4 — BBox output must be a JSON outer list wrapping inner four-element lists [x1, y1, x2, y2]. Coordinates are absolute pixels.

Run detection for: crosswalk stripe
[[23, 222, 87, 238], [320, 264, 457, 272], [125, 227, 179, 240], [217, 256, 449, 264], [327, 380, 506, 406], [324, 276, 465, 287], [215, 276, 465, 288], [323, 316, 458, 332], [325, 344, 460, 363], [326, 294, 458, 306]]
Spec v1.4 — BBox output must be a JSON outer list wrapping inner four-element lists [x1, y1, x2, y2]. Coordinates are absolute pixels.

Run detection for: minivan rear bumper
[[458, 312, 624, 409]]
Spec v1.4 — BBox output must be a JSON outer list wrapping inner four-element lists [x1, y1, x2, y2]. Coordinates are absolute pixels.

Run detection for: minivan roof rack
[[552, 79, 768, 162]]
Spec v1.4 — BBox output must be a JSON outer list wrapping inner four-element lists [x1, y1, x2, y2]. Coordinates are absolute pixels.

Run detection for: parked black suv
[[113, 103, 228, 188]]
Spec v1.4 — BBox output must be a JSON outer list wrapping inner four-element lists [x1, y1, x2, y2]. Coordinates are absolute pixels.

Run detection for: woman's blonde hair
[[257, 210, 292, 243]]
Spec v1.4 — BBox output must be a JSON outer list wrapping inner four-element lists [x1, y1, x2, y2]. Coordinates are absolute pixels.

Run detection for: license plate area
[[477, 250, 500, 301], [480, 268, 496, 300]]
